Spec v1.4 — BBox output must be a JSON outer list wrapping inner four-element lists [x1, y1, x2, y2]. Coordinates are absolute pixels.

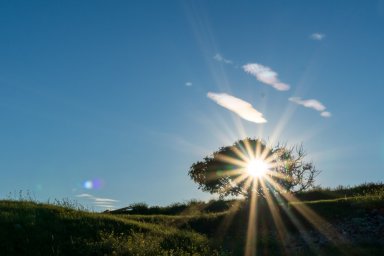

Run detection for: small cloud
[[289, 97, 326, 111], [94, 198, 118, 203], [185, 82, 193, 87], [93, 204, 116, 208], [75, 193, 93, 198], [320, 111, 332, 118], [289, 97, 331, 118], [213, 53, 233, 64], [310, 33, 325, 40], [243, 63, 290, 91], [207, 92, 267, 123], [75, 193, 119, 209]]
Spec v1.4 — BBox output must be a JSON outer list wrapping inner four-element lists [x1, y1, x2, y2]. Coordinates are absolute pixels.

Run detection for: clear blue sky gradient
[[1, 0, 383, 209]]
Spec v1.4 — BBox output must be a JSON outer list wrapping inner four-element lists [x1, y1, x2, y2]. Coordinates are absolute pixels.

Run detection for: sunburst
[[246, 159, 269, 178]]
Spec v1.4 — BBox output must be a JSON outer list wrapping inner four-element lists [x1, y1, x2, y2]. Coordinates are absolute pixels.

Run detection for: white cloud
[[243, 63, 290, 91], [310, 33, 325, 40], [76, 193, 119, 209], [207, 92, 267, 123], [289, 97, 325, 111], [320, 111, 332, 118], [94, 198, 118, 203], [75, 193, 93, 198], [185, 82, 192, 86], [289, 97, 331, 118], [213, 53, 232, 64], [94, 204, 116, 208]]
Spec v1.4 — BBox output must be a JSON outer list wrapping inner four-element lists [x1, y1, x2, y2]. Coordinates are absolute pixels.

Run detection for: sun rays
[[211, 139, 347, 256], [214, 139, 288, 197]]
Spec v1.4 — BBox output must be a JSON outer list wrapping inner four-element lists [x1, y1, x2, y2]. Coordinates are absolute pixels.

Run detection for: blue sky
[[1, 0, 383, 210]]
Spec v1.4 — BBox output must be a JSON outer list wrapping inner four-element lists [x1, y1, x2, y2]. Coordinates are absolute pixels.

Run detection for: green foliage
[[188, 138, 320, 198], [205, 199, 232, 213]]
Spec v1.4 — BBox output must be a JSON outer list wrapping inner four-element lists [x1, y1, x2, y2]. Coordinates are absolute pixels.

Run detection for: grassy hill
[[1, 182, 383, 255], [0, 200, 221, 255]]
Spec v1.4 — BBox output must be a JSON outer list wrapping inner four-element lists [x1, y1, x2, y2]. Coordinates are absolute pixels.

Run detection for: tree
[[188, 138, 320, 198]]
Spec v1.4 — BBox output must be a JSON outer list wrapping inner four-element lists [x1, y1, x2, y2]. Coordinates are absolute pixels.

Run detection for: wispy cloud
[[76, 193, 119, 209], [289, 97, 331, 118], [243, 63, 290, 91], [289, 97, 325, 111], [213, 53, 233, 64], [94, 198, 118, 202], [320, 111, 332, 117], [310, 33, 325, 40], [207, 92, 267, 123], [185, 82, 193, 86], [76, 193, 93, 198]]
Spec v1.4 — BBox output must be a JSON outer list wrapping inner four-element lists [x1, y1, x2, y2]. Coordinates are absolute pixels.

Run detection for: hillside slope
[[119, 198, 384, 255]]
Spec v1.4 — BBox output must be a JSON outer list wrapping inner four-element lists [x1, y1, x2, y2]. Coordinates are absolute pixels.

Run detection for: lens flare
[[83, 178, 104, 190], [246, 159, 269, 178]]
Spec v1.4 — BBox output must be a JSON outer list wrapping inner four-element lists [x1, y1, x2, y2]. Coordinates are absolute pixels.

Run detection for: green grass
[[1, 182, 383, 255]]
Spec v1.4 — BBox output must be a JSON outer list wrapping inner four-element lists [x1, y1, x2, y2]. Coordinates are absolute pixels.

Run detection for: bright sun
[[246, 159, 269, 178]]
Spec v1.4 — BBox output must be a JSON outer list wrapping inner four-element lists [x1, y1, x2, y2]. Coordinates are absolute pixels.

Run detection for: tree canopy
[[188, 138, 320, 198]]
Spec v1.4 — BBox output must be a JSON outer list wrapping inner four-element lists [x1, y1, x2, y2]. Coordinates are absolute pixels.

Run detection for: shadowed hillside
[[1, 183, 383, 255]]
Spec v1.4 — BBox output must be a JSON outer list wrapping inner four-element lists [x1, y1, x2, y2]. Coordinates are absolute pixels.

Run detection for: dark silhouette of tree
[[188, 138, 320, 198]]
